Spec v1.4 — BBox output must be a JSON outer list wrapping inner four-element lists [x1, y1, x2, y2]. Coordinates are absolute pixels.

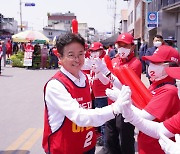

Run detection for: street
[[0, 66, 179, 154]]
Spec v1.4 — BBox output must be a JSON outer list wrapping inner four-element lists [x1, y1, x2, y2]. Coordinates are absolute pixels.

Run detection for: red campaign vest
[[42, 71, 96, 154], [89, 57, 111, 97], [92, 79, 110, 97]]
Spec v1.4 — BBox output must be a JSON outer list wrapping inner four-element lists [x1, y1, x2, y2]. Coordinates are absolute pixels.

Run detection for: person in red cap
[[114, 45, 180, 154], [117, 66, 180, 154], [104, 32, 142, 154], [82, 42, 111, 146]]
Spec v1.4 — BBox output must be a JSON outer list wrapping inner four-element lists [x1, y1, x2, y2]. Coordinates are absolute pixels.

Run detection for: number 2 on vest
[[84, 131, 93, 148]]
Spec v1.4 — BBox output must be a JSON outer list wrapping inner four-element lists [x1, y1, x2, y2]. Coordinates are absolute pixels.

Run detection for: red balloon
[[72, 19, 78, 34], [113, 66, 152, 109]]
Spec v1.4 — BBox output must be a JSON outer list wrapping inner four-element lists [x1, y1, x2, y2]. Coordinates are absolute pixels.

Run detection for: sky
[[0, 0, 128, 33]]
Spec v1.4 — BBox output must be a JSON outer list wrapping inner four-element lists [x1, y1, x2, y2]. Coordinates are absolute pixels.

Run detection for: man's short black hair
[[153, 34, 163, 40], [56, 32, 85, 56]]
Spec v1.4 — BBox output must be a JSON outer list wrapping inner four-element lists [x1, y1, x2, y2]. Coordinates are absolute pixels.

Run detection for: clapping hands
[[111, 85, 132, 115], [159, 133, 180, 154]]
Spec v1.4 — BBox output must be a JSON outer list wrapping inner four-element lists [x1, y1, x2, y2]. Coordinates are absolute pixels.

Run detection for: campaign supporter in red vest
[[117, 45, 180, 154], [42, 32, 132, 154], [103, 32, 142, 154], [82, 42, 111, 146]]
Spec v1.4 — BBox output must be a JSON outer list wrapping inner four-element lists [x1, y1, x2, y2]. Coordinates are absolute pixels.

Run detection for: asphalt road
[[0, 66, 57, 154]]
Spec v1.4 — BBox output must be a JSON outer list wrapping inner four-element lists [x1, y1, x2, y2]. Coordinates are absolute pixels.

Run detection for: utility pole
[[20, 0, 23, 31], [113, 0, 117, 35]]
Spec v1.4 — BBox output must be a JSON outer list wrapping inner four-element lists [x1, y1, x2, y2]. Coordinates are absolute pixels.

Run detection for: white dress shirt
[[45, 66, 114, 132]]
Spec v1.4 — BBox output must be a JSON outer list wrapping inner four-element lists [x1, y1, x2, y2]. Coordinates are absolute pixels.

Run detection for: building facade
[[148, 0, 180, 49], [0, 13, 18, 40]]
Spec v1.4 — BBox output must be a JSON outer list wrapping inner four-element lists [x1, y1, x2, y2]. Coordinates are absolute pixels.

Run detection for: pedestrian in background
[[42, 32, 131, 154], [1, 41, 6, 67], [40, 43, 48, 69], [145, 34, 164, 84], [49, 46, 58, 69], [139, 38, 147, 74], [164, 36, 178, 51], [12, 42, 19, 54], [6, 39, 12, 58], [33, 43, 41, 55], [108, 44, 116, 59]]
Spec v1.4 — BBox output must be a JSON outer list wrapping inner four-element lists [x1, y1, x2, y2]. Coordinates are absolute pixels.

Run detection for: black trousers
[[104, 114, 135, 154]]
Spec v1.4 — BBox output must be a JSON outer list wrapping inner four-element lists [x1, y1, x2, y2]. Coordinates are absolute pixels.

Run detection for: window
[[130, 11, 133, 24], [49, 32, 53, 35]]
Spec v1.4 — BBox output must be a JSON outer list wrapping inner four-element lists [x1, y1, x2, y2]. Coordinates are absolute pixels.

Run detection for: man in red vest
[[42, 32, 131, 154], [103, 33, 142, 154]]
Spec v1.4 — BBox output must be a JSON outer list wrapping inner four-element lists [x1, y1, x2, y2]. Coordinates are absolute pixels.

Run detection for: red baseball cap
[[165, 67, 180, 79], [89, 42, 104, 51], [116, 33, 134, 44], [142, 45, 179, 64]]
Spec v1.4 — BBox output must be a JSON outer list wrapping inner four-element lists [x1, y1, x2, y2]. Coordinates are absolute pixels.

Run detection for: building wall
[[43, 28, 67, 40], [148, 0, 180, 49], [48, 13, 76, 32], [78, 23, 88, 40], [127, 0, 135, 34], [134, 0, 142, 39]]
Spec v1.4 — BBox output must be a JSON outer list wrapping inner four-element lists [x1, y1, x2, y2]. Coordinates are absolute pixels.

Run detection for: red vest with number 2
[[42, 71, 96, 154]]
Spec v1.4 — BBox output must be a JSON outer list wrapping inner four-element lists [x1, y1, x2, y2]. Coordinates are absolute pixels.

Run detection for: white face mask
[[148, 63, 169, 81], [153, 41, 162, 47], [118, 47, 131, 58], [90, 52, 100, 59]]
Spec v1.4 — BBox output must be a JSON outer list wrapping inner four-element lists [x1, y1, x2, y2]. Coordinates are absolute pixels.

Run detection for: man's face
[[60, 42, 85, 77], [153, 37, 163, 47]]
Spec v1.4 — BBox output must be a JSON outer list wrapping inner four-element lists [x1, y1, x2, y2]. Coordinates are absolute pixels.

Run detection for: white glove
[[120, 97, 135, 123], [159, 133, 180, 154], [112, 85, 131, 115], [106, 87, 121, 101], [90, 58, 110, 75], [96, 72, 110, 85]]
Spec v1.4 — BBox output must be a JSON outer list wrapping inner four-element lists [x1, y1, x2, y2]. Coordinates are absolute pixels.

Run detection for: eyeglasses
[[65, 52, 85, 60]]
